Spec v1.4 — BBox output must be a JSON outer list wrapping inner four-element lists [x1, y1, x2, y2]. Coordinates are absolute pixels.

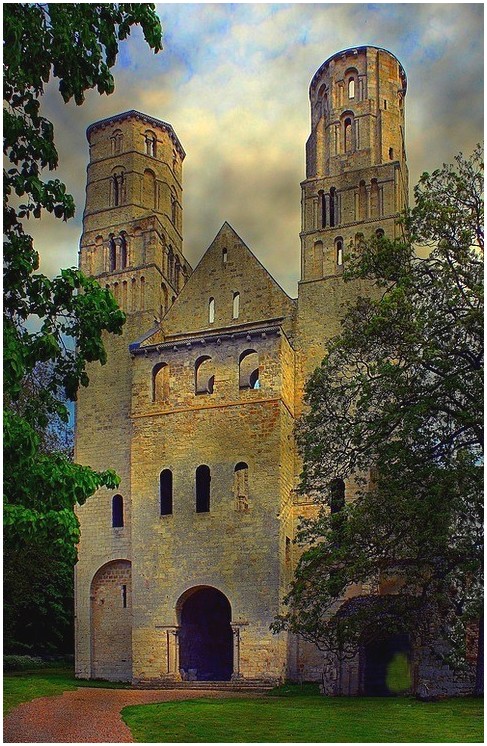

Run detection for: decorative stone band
[[129, 323, 284, 356]]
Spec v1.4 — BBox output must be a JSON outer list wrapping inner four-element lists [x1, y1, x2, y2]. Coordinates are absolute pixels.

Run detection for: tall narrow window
[[344, 118, 353, 153], [348, 78, 355, 99], [196, 465, 210, 513], [222, 248, 228, 264], [145, 130, 156, 157], [121, 584, 127, 608], [239, 349, 259, 389], [120, 232, 128, 268], [171, 191, 177, 224], [335, 238, 344, 267], [370, 178, 380, 218], [208, 297, 215, 324], [234, 462, 249, 511], [319, 190, 326, 228], [160, 469, 173, 516], [329, 187, 336, 227], [109, 235, 117, 271], [112, 494, 124, 528], [195, 356, 214, 395], [232, 292, 240, 319], [143, 169, 156, 209], [359, 180, 367, 220], [330, 479, 345, 514]]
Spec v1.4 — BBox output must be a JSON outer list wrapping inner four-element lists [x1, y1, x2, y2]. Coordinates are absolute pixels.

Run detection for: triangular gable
[[140, 222, 295, 347]]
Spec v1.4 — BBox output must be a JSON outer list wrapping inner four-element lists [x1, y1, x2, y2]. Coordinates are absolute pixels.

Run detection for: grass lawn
[[122, 692, 484, 743], [3, 667, 129, 716]]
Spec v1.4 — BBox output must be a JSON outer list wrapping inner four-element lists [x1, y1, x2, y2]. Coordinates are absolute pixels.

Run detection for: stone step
[[133, 679, 276, 692]]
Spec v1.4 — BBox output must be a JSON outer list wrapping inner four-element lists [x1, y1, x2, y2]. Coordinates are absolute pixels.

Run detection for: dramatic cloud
[[29, 3, 483, 296]]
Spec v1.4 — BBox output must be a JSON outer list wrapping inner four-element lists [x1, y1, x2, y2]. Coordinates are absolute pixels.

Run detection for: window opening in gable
[[232, 292, 240, 319], [160, 469, 173, 516], [196, 465, 211, 513], [208, 297, 215, 324], [112, 494, 124, 528], [222, 248, 228, 264]]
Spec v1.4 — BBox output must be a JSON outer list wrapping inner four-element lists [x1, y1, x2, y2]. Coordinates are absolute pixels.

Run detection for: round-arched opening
[[361, 632, 411, 696], [177, 586, 233, 681]]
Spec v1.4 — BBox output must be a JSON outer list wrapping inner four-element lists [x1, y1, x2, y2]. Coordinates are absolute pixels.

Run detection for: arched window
[[109, 235, 117, 271], [143, 169, 156, 209], [111, 129, 123, 155], [232, 292, 240, 319], [120, 232, 128, 268], [389, 147, 394, 160], [112, 494, 124, 528], [335, 237, 344, 267], [329, 186, 337, 228], [196, 465, 210, 513], [314, 240, 323, 277], [376, 228, 385, 239], [152, 362, 170, 402], [330, 478, 345, 514], [370, 178, 380, 218], [344, 117, 353, 153], [145, 130, 156, 157], [348, 77, 355, 99], [112, 170, 125, 207], [318, 189, 326, 228], [239, 349, 260, 389], [160, 469, 173, 516], [234, 462, 249, 511], [222, 248, 228, 264], [195, 355, 214, 395], [359, 180, 367, 220], [208, 297, 215, 324]]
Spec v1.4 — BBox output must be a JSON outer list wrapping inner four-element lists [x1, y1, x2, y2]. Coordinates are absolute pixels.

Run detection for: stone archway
[[90, 560, 132, 682], [361, 633, 411, 696], [178, 586, 233, 681]]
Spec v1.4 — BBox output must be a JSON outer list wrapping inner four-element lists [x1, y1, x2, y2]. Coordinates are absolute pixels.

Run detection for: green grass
[[3, 667, 129, 715], [122, 695, 484, 743]]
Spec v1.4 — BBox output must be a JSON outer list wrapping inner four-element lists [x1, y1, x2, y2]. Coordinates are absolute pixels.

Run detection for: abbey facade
[[75, 46, 411, 690]]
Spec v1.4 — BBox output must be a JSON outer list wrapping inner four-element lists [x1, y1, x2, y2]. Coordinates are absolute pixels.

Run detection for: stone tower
[[74, 111, 191, 681], [297, 46, 408, 384]]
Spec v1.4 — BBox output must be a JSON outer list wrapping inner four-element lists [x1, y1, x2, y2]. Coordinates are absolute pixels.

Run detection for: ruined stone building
[[75, 46, 425, 692]]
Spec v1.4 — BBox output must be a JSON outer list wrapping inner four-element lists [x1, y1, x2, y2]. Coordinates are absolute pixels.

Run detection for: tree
[[273, 148, 483, 688], [3, 4, 162, 648]]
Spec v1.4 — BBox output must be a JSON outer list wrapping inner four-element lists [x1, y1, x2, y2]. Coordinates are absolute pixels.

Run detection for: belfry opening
[[178, 587, 233, 681]]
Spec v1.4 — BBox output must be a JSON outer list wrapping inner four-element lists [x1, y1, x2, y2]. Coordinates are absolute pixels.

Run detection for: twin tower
[[75, 47, 408, 689]]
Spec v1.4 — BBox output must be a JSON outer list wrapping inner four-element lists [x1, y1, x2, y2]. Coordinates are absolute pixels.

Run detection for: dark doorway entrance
[[179, 587, 233, 681], [362, 633, 411, 695]]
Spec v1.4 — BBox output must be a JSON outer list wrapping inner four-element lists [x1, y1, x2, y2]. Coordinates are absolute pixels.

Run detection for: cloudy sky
[[32, 2, 483, 296]]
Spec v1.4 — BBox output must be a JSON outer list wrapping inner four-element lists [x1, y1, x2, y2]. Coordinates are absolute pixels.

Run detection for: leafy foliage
[[273, 148, 483, 672], [3, 4, 162, 650]]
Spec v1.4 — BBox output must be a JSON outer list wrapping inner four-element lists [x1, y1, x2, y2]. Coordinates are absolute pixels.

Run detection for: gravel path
[[4, 687, 247, 743]]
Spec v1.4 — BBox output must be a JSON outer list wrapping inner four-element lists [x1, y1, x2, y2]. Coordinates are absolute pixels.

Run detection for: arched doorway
[[178, 586, 233, 681], [90, 560, 132, 682], [362, 633, 411, 695]]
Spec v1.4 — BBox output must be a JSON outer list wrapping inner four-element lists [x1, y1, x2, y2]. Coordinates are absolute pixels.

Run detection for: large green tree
[[3, 4, 162, 651], [273, 148, 483, 686]]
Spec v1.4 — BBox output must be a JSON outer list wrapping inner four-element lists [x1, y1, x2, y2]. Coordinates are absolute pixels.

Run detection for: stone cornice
[[87, 110, 185, 160]]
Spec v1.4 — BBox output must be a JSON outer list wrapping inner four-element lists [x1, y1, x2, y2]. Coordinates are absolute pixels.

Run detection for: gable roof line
[[130, 323, 283, 355]]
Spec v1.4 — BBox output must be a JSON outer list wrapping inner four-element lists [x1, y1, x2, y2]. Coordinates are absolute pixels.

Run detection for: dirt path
[[4, 687, 245, 743]]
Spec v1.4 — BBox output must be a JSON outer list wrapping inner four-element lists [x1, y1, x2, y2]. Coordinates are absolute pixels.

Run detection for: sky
[[30, 2, 484, 297]]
